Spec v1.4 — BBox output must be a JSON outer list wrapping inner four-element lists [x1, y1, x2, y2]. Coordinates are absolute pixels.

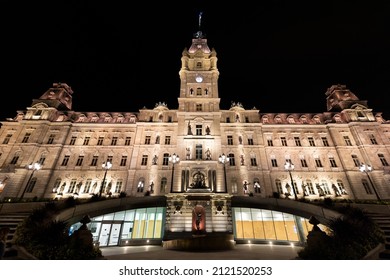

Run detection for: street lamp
[[20, 162, 42, 201], [169, 153, 179, 193], [284, 160, 298, 200], [219, 153, 229, 193], [99, 161, 112, 197], [359, 163, 381, 201]]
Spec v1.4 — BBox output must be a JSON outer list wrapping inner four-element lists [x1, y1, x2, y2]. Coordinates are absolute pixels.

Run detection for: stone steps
[[0, 213, 30, 247], [366, 212, 390, 260]]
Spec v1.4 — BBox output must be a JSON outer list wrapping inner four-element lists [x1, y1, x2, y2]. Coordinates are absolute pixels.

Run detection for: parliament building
[[1, 25, 389, 248]]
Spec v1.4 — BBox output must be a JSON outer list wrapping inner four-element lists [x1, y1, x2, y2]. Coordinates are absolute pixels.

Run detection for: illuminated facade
[[1, 25, 390, 247]]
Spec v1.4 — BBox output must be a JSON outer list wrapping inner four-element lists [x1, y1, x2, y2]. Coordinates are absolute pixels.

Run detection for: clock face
[[195, 75, 203, 83]]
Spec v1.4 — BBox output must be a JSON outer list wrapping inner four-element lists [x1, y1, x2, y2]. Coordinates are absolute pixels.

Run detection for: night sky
[[1, 0, 390, 121]]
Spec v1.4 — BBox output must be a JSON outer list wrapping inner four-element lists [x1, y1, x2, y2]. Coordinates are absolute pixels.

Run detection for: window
[[329, 156, 337, 167], [68, 179, 77, 193], [107, 156, 113, 163], [47, 134, 55, 144], [294, 137, 301, 146], [165, 136, 171, 145], [120, 156, 127, 166], [352, 155, 360, 167], [369, 134, 378, 145], [247, 138, 254, 145], [38, 156, 46, 166], [114, 180, 123, 193], [321, 180, 331, 195], [267, 137, 273, 146], [226, 117, 230, 123], [271, 158, 278, 167], [250, 155, 257, 166], [315, 157, 323, 168], [306, 180, 315, 195], [76, 155, 84, 166], [144, 136, 151, 144], [275, 179, 283, 194], [308, 137, 315, 146], [163, 153, 169, 166], [196, 125, 202, 136], [22, 133, 31, 143], [337, 180, 347, 195], [196, 88, 202, 96], [300, 158, 308, 168], [160, 177, 168, 192], [281, 137, 287, 146], [321, 137, 329, 146], [362, 179, 373, 194], [125, 137, 131, 146], [83, 137, 90, 145], [61, 155, 70, 166], [2, 134, 12, 144], [10, 155, 19, 165], [52, 178, 61, 193], [97, 137, 104, 146], [111, 137, 118, 146], [91, 156, 98, 166], [228, 153, 235, 166], [378, 153, 389, 166], [141, 155, 148, 166], [196, 144, 203, 160], [25, 178, 37, 193], [343, 136, 352, 146], [69, 136, 77, 145], [83, 179, 92, 193], [227, 135, 233, 145], [137, 179, 145, 192], [196, 104, 202, 111]]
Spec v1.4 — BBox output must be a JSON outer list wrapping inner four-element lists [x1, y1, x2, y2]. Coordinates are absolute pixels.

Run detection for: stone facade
[[1, 28, 390, 218]]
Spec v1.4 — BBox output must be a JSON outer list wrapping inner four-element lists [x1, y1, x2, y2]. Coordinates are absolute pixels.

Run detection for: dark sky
[[1, 0, 390, 121]]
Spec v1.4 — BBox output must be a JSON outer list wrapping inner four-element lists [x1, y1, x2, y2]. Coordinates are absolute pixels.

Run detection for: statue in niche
[[186, 147, 191, 160], [195, 212, 202, 231], [205, 148, 211, 160], [240, 154, 245, 165], [187, 121, 193, 135], [152, 155, 158, 165], [243, 180, 250, 194], [206, 126, 210, 135]]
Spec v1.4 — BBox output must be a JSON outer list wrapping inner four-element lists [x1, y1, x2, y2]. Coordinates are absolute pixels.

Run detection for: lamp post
[[219, 153, 229, 193], [284, 161, 298, 200], [359, 163, 381, 201], [20, 162, 42, 201], [99, 161, 112, 197], [169, 153, 179, 193]]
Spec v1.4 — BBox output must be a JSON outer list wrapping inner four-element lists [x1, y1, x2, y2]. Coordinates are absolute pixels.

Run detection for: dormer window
[[357, 110, 365, 119], [196, 62, 202, 68]]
